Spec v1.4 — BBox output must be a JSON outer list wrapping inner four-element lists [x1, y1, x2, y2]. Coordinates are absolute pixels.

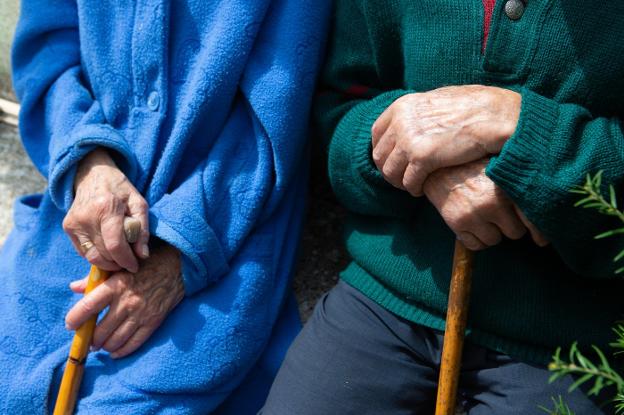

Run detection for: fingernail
[[110, 353, 119, 359], [142, 244, 150, 258], [65, 324, 73, 331]]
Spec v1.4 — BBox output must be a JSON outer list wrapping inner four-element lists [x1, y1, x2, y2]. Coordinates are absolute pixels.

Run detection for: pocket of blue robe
[[12, 193, 43, 231]]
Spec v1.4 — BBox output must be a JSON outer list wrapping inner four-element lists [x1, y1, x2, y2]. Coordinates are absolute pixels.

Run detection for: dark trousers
[[261, 281, 611, 414]]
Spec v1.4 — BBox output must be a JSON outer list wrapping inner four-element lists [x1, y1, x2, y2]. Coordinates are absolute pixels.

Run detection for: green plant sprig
[[549, 343, 623, 395], [546, 343, 624, 413], [543, 172, 624, 414], [571, 171, 624, 273]]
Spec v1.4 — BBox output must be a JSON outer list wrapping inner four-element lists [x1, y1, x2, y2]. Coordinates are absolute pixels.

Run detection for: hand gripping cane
[[53, 217, 141, 415]]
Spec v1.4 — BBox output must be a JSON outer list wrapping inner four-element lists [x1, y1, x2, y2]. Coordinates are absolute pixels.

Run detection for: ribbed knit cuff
[[486, 88, 560, 204], [335, 90, 408, 182], [328, 90, 416, 216]]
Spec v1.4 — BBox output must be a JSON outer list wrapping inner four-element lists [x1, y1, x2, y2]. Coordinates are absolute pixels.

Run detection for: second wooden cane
[[53, 217, 141, 415]]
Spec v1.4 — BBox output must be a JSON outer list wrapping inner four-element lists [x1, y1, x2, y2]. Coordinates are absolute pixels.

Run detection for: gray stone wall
[[0, 124, 46, 243], [0, 0, 19, 99]]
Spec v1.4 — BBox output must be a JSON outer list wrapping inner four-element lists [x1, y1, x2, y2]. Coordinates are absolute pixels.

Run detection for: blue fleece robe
[[2, 0, 329, 413]]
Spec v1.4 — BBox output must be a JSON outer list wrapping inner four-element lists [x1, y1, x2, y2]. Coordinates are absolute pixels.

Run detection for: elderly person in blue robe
[[0, 0, 329, 413]]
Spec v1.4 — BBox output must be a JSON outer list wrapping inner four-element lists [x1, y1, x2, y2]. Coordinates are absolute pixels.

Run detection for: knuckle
[[85, 249, 102, 263], [125, 315, 141, 328], [102, 342, 117, 353], [371, 123, 381, 139], [373, 156, 384, 172], [407, 146, 425, 167], [381, 163, 396, 179], [62, 216, 75, 232], [469, 242, 486, 251], [125, 296, 146, 314], [124, 338, 143, 354], [401, 175, 413, 191], [93, 328, 108, 346], [80, 298, 96, 315], [113, 276, 129, 291], [106, 239, 123, 254], [484, 233, 502, 247], [454, 211, 472, 229], [70, 214, 90, 230], [440, 207, 459, 228], [405, 181, 422, 196], [392, 140, 406, 157], [128, 337, 142, 348], [135, 199, 149, 212], [508, 227, 527, 240], [117, 277, 131, 291], [93, 195, 113, 214], [445, 216, 460, 231], [407, 159, 424, 176], [460, 236, 482, 251]]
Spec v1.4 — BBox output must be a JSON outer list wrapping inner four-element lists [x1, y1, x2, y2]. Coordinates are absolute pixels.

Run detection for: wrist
[[473, 87, 522, 153], [499, 89, 521, 138], [155, 242, 182, 276], [491, 87, 521, 144], [74, 148, 117, 192]]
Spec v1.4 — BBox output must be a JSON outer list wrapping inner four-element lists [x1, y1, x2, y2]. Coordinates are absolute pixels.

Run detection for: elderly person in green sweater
[[261, 1, 624, 414]]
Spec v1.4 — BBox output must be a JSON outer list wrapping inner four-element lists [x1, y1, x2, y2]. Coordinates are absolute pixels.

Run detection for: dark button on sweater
[[504, 0, 525, 20]]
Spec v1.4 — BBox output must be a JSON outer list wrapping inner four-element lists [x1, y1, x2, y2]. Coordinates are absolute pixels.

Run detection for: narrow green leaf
[[595, 228, 624, 239], [592, 345, 610, 369], [574, 197, 596, 207], [568, 373, 594, 392]]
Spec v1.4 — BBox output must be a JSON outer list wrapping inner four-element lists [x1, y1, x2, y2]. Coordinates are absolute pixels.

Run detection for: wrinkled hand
[[65, 244, 184, 358], [423, 159, 548, 250], [371, 85, 521, 196], [63, 148, 149, 272]]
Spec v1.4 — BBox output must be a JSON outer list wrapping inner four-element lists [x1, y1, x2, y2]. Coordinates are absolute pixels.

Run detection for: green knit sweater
[[315, 0, 624, 365]]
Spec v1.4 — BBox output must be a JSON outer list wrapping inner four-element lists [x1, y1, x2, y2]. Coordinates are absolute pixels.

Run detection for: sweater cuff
[[149, 194, 229, 297], [338, 90, 408, 185], [48, 124, 138, 211], [486, 88, 560, 203], [329, 90, 415, 215]]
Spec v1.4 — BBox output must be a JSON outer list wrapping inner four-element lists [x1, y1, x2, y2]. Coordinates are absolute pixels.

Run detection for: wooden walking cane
[[435, 240, 474, 415], [53, 217, 141, 415]]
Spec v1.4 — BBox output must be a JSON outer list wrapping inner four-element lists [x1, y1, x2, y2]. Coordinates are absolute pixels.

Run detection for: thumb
[[127, 195, 150, 260]]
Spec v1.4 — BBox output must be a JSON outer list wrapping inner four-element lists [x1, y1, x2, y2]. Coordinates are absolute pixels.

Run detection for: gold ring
[[80, 240, 95, 254]]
